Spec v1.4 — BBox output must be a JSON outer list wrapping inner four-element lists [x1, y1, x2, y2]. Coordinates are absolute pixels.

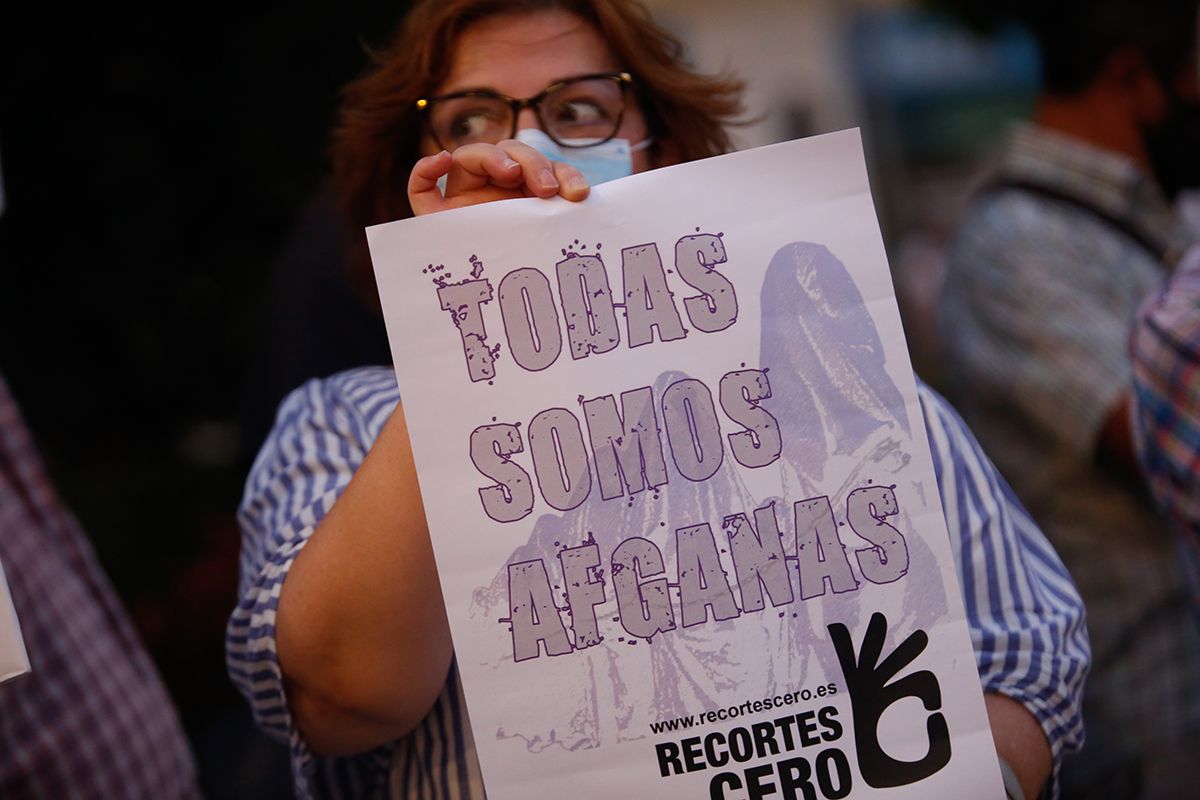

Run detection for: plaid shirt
[[0, 375, 199, 799], [1131, 244, 1200, 592], [939, 124, 1200, 791], [228, 367, 1088, 800]]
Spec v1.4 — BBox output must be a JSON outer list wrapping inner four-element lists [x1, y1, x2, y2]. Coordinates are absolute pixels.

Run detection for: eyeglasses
[[417, 71, 633, 150]]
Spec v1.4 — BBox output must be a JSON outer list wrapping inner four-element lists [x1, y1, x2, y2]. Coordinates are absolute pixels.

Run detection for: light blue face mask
[[515, 127, 652, 186]]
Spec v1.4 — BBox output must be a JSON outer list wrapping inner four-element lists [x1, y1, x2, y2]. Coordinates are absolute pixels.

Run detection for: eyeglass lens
[[429, 77, 625, 149]]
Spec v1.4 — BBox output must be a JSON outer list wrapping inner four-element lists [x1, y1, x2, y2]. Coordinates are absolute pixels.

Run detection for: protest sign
[[0, 557, 30, 685], [368, 129, 1004, 799]]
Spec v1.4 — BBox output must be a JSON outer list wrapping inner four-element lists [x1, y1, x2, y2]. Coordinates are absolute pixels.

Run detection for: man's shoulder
[[953, 185, 1099, 256], [950, 123, 1172, 275], [945, 182, 1159, 300]]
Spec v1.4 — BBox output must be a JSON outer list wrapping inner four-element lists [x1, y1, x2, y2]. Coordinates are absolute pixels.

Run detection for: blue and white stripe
[[921, 382, 1088, 795], [227, 367, 1088, 799]]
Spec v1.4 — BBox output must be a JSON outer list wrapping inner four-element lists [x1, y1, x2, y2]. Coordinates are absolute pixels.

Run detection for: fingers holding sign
[[409, 140, 590, 217]]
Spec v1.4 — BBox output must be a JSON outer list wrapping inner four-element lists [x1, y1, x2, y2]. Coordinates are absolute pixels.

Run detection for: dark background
[[0, 4, 409, 796]]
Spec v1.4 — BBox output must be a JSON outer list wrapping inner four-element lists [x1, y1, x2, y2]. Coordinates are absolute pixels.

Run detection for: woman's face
[[420, 10, 653, 174]]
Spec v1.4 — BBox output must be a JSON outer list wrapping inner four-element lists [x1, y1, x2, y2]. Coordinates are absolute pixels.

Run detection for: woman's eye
[[443, 103, 508, 142], [450, 111, 493, 138], [552, 99, 607, 125]]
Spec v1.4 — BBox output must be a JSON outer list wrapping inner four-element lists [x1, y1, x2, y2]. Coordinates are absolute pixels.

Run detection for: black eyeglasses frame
[[416, 71, 634, 150]]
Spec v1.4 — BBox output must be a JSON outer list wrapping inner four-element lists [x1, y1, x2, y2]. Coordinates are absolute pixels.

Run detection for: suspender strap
[[985, 176, 1176, 268]]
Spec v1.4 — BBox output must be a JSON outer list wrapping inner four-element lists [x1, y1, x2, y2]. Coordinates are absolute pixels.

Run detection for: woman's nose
[[514, 107, 541, 135]]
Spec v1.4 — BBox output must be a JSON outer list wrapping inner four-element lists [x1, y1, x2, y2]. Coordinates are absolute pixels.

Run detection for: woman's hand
[[408, 139, 589, 215]]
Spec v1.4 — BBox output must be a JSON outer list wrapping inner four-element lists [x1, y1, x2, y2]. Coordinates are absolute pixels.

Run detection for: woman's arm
[[276, 405, 452, 755], [227, 369, 411, 793]]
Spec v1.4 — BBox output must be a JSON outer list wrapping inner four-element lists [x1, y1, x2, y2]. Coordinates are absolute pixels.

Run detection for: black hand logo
[[828, 612, 951, 788]]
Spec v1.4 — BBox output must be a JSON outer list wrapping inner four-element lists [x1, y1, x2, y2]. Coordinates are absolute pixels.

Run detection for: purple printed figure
[[471, 242, 949, 756], [760, 242, 947, 685], [758, 242, 908, 483]]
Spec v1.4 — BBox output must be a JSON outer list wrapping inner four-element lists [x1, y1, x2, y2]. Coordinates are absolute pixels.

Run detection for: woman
[[227, 1, 1088, 798]]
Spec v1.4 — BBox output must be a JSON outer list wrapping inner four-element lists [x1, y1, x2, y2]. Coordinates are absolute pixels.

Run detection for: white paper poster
[[368, 129, 1003, 799], [0, 556, 30, 685]]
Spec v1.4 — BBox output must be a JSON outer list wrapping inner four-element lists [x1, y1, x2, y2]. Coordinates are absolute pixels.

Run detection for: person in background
[[937, 1, 1200, 796], [0, 370, 200, 798], [228, 1, 1089, 798]]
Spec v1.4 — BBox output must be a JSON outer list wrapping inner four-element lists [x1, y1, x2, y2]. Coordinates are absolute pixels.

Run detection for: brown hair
[[332, 0, 744, 302]]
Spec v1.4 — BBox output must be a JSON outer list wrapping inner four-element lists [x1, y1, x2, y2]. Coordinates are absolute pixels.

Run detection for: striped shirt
[[1131, 244, 1200, 596], [0, 375, 199, 799], [227, 366, 1087, 800]]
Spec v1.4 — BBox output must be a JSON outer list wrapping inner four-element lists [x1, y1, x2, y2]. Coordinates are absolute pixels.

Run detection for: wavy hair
[[331, 0, 744, 301]]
